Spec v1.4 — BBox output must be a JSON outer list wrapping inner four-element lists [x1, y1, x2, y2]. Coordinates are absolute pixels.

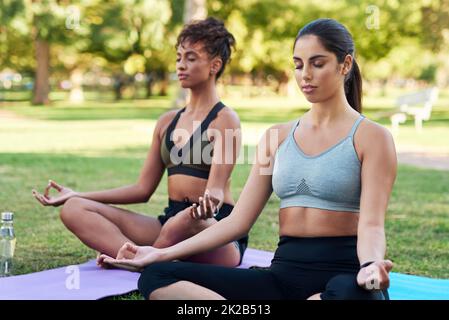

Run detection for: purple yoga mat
[[0, 248, 273, 300]]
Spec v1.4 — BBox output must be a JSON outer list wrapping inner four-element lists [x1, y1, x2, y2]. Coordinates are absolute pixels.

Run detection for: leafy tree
[[82, 0, 172, 99]]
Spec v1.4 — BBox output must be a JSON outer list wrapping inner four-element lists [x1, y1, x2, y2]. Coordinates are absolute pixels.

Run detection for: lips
[[178, 74, 188, 80], [301, 85, 317, 93]]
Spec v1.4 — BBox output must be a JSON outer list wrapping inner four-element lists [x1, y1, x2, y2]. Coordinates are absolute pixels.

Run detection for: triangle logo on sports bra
[[296, 178, 313, 196]]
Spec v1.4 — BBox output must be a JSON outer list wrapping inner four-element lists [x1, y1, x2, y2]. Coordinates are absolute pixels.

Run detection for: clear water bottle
[[0, 212, 16, 277]]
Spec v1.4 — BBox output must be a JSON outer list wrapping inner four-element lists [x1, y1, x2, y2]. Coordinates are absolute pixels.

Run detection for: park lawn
[[3, 87, 449, 153]]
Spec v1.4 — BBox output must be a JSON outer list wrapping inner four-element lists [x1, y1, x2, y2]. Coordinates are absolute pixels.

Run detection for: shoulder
[[260, 120, 297, 156], [210, 105, 241, 130], [158, 109, 180, 126], [266, 121, 295, 140], [154, 109, 180, 139], [356, 117, 396, 161]]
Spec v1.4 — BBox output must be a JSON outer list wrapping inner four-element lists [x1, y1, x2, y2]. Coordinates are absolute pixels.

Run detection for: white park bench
[[390, 87, 439, 132]]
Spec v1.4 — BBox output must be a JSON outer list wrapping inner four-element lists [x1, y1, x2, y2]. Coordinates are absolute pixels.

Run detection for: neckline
[[290, 116, 362, 159], [167, 101, 222, 151]]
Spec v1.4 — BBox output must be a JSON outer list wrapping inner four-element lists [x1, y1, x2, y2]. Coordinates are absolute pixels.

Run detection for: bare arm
[[33, 111, 176, 206], [202, 109, 241, 208], [356, 122, 397, 289], [357, 123, 397, 263]]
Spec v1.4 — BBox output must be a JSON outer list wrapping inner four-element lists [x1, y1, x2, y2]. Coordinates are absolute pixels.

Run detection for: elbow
[[135, 184, 151, 203], [139, 190, 152, 203], [139, 195, 150, 203], [240, 224, 252, 237]]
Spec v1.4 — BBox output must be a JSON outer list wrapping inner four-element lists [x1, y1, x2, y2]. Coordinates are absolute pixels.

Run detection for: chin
[[180, 83, 190, 89], [303, 96, 321, 103], [303, 91, 333, 104]]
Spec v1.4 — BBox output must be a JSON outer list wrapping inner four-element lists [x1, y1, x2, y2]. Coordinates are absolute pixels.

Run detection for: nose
[[302, 64, 312, 81], [177, 58, 186, 71]]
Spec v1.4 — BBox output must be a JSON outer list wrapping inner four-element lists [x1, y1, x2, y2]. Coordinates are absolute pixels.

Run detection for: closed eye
[[294, 63, 324, 70]]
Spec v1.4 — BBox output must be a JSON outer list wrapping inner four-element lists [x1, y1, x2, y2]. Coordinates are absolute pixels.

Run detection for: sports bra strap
[[198, 102, 225, 135], [187, 101, 225, 146], [165, 107, 186, 149], [348, 115, 365, 137], [165, 102, 225, 151], [290, 119, 300, 135]]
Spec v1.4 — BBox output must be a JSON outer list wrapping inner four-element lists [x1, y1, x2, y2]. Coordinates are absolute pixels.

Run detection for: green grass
[[3, 87, 449, 152], [1, 90, 449, 299]]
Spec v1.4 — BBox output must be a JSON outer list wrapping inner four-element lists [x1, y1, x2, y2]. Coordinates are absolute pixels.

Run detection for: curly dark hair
[[176, 17, 236, 80]]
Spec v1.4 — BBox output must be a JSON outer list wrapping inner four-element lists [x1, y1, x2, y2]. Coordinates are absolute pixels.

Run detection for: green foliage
[[1, 0, 448, 87], [420, 0, 449, 52], [83, 0, 173, 72], [0, 0, 31, 71], [418, 64, 437, 83]]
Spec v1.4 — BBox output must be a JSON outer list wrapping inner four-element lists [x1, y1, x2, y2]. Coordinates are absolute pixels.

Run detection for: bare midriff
[[279, 206, 359, 237], [167, 175, 234, 205]]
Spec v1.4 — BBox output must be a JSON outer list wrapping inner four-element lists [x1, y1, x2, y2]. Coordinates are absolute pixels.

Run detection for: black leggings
[[157, 198, 248, 262], [138, 236, 389, 300]]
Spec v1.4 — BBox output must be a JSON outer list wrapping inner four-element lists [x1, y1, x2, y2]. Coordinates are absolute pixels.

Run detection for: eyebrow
[[177, 50, 200, 57], [293, 54, 328, 61], [176, 51, 200, 57]]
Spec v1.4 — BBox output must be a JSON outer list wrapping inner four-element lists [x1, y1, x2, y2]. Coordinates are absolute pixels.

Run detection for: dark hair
[[176, 17, 235, 80], [294, 18, 362, 112]]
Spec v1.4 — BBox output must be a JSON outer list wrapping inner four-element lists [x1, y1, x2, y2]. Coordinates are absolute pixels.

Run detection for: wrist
[[360, 261, 375, 269], [158, 247, 172, 262], [68, 191, 81, 200]]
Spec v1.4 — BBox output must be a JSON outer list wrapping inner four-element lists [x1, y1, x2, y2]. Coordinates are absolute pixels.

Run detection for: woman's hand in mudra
[[189, 190, 221, 220], [357, 260, 394, 291], [32, 180, 77, 207], [98, 243, 163, 273]]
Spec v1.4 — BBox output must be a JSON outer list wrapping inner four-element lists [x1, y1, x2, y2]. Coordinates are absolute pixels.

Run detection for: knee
[[321, 274, 386, 300], [138, 262, 174, 300], [158, 210, 196, 243], [60, 197, 86, 226]]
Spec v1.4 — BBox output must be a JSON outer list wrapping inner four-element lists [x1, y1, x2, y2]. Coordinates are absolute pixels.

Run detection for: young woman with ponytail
[[101, 18, 397, 300]]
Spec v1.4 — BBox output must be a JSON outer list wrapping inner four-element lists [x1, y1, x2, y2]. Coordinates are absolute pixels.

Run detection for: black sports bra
[[160, 102, 225, 179]]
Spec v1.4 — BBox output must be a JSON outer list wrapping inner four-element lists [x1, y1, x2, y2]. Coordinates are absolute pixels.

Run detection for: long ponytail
[[345, 59, 362, 113]]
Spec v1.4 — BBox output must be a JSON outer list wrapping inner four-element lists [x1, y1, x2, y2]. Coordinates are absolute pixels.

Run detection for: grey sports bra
[[272, 115, 365, 212]]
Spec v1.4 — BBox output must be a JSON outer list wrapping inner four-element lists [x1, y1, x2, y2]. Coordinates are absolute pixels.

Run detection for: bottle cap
[[1, 212, 14, 221]]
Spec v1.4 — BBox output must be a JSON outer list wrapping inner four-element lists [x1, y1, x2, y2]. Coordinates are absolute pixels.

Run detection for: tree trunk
[[146, 71, 155, 98], [276, 71, 289, 96], [113, 74, 124, 101], [159, 72, 169, 96], [32, 38, 50, 105]]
